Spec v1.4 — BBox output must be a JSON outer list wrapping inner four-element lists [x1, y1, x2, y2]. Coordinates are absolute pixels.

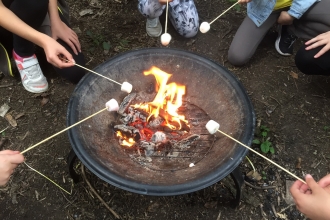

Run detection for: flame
[[116, 131, 135, 147], [133, 66, 188, 130]]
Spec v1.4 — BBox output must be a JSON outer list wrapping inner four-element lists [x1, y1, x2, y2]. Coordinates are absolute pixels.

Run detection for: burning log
[[114, 124, 141, 141], [118, 93, 137, 115]]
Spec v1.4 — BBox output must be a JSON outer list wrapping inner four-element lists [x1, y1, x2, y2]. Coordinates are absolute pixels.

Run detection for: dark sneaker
[[275, 25, 297, 56], [0, 43, 13, 77]]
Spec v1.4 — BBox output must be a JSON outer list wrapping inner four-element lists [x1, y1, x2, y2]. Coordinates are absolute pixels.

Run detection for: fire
[[133, 66, 188, 130], [116, 131, 135, 147]]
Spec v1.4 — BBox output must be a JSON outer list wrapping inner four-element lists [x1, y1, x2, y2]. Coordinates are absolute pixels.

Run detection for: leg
[[295, 45, 330, 76], [228, 13, 279, 66], [138, 0, 165, 18], [168, 0, 199, 38], [291, 0, 330, 40]]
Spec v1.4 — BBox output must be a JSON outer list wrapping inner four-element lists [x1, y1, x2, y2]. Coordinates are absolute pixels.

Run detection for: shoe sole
[[22, 83, 49, 93], [0, 43, 14, 77], [275, 25, 292, 57]]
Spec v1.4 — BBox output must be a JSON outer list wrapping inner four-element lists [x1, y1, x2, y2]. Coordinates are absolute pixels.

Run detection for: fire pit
[[67, 48, 255, 199]]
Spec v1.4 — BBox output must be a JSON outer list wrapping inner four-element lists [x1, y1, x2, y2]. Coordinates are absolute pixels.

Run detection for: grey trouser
[[228, 0, 330, 66], [138, 0, 199, 38]]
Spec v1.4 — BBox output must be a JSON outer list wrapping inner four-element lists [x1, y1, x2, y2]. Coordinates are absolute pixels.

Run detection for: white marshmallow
[[205, 120, 220, 134], [161, 33, 172, 46], [121, 82, 132, 93], [199, 22, 210, 33], [105, 99, 119, 112], [189, 163, 195, 167]]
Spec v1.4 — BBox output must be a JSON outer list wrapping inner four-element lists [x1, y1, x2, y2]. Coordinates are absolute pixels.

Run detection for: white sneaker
[[13, 50, 48, 93], [146, 17, 162, 37]]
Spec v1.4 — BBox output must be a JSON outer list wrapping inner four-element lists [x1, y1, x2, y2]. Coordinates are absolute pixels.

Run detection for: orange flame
[[133, 66, 188, 130], [116, 131, 135, 147]]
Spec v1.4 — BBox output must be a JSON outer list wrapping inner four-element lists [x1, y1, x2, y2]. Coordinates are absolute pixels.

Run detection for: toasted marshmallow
[[161, 33, 172, 46], [121, 82, 132, 93], [199, 22, 210, 33], [205, 120, 220, 134], [105, 99, 119, 112]]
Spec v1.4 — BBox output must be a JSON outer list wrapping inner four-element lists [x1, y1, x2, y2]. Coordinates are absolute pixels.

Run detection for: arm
[[0, 150, 24, 186], [278, 0, 318, 25], [290, 174, 330, 220], [0, 1, 74, 68], [48, 0, 81, 55]]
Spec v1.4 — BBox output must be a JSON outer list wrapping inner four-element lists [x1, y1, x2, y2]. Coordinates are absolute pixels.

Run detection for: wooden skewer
[[21, 108, 108, 154], [165, 0, 169, 33], [60, 58, 122, 86], [216, 129, 306, 184], [209, 1, 239, 25]]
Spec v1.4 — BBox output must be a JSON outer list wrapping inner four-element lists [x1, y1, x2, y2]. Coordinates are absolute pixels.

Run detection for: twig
[[0, 83, 14, 88], [244, 181, 277, 190], [81, 164, 121, 219]]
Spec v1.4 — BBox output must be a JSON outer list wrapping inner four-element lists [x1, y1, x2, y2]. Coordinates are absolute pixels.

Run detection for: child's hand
[[305, 31, 330, 58], [0, 150, 24, 186], [277, 11, 294, 25], [290, 174, 330, 220], [318, 174, 330, 194], [238, 0, 251, 4]]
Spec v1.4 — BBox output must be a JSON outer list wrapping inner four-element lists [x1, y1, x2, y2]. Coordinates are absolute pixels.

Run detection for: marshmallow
[[105, 99, 119, 112], [205, 120, 220, 134], [189, 163, 195, 167], [121, 82, 132, 93], [161, 33, 172, 46], [199, 22, 210, 33]]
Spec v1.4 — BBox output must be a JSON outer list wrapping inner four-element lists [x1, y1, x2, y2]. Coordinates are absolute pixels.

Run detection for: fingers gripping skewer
[[20, 99, 119, 154], [60, 57, 132, 93], [161, 0, 172, 46], [205, 120, 306, 184], [200, 1, 240, 33]]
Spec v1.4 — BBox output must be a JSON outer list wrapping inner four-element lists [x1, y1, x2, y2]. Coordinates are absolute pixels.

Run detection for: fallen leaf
[[5, 113, 17, 127], [246, 170, 262, 181], [79, 9, 93, 16], [204, 200, 217, 209], [147, 202, 159, 212], [0, 103, 10, 117], [296, 157, 301, 169], [289, 71, 298, 79], [14, 112, 25, 120], [40, 97, 49, 106]]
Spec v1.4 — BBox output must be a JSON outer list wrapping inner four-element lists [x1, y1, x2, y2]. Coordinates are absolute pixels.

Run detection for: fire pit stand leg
[[67, 149, 81, 183], [230, 166, 244, 207]]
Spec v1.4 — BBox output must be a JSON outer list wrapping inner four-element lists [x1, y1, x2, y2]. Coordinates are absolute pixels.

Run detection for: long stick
[[210, 1, 239, 25], [216, 129, 306, 184], [21, 108, 107, 154], [165, 0, 169, 33]]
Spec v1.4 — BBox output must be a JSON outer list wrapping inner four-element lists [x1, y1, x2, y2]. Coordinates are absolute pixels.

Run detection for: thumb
[[8, 154, 25, 164], [305, 174, 319, 191]]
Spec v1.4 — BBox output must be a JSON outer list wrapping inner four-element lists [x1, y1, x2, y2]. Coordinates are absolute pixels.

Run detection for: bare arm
[[48, 0, 81, 55], [0, 1, 74, 68]]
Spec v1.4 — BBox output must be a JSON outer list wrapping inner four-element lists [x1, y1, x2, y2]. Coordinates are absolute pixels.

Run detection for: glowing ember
[[116, 131, 135, 147], [133, 66, 188, 130]]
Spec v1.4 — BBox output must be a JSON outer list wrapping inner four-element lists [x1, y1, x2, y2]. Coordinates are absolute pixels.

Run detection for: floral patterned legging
[[138, 0, 199, 38]]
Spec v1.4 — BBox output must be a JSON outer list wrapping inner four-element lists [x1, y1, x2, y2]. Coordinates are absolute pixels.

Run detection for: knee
[[228, 49, 249, 66], [182, 27, 198, 38], [295, 46, 312, 71]]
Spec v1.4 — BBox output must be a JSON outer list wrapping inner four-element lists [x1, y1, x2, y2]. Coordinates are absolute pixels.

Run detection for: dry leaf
[[79, 9, 93, 16], [14, 112, 25, 120], [204, 201, 217, 209], [290, 71, 298, 79], [40, 97, 49, 106], [147, 202, 159, 212], [5, 113, 17, 127], [246, 170, 262, 181]]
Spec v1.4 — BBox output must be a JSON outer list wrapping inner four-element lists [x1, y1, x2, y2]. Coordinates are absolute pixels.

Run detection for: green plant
[[252, 125, 275, 154], [228, 0, 241, 12], [86, 31, 111, 52], [324, 125, 330, 131]]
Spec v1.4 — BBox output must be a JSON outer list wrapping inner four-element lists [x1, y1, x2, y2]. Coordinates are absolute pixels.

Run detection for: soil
[[1, 0, 330, 219]]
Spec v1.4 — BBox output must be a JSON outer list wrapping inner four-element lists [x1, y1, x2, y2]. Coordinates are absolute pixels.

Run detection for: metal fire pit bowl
[[67, 48, 255, 196]]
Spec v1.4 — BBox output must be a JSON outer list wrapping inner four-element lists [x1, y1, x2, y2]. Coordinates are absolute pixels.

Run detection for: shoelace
[[25, 64, 41, 79], [283, 34, 297, 48]]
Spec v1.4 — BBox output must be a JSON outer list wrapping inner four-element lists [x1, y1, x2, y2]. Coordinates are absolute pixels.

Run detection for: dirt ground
[[1, 0, 330, 219]]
